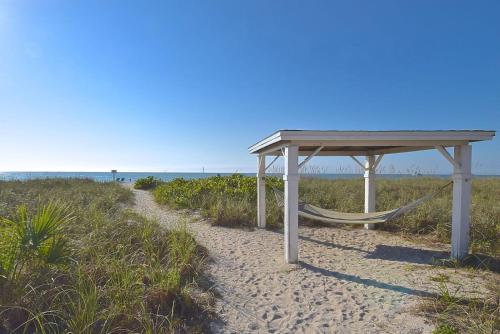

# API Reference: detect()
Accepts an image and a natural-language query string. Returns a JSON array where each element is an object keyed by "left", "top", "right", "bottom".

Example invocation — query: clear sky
[{"left": 0, "top": 0, "right": 499, "bottom": 174}]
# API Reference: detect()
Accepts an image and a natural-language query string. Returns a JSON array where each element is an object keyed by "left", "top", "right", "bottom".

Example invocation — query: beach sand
[{"left": 128, "top": 185, "right": 494, "bottom": 333}]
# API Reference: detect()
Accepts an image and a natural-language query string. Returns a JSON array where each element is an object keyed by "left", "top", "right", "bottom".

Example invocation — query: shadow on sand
[
  {"left": 299, "top": 235, "right": 370, "bottom": 254},
  {"left": 300, "top": 235, "right": 448, "bottom": 265},
  {"left": 299, "top": 261, "right": 437, "bottom": 297},
  {"left": 300, "top": 235, "right": 500, "bottom": 272},
  {"left": 365, "top": 245, "right": 448, "bottom": 264}
]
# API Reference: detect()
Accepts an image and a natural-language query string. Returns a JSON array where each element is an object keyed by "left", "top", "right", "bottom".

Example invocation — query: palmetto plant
[
  {"left": 0, "top": 202, "right": 74, "bottom": 283},
  {"left": 0, "top": 180, "right": 213, "bottom": 332}
]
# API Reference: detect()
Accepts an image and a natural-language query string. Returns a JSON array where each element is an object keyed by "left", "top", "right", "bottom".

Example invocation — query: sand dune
[{"left": 129, "top": 185, "right": 492, "bottom": 333}]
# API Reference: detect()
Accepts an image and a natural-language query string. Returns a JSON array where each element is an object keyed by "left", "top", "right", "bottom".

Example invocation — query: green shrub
[
  {"left": 433, "top": 324, "right": 458, "bottom": 334},
  {"left": 154, "top": 174, "right": 284, "bottom": 228},
  {"left": 134, "top": 176, "right": 160, "bottom": 190}
]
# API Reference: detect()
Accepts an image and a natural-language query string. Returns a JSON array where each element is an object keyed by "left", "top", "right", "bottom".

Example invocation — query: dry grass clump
[
  {"left": 418, "top": 275, "right": 499, "bottom": 333},
  {"left": 0, "top": 179, "right": 210, "bottom": 333}
]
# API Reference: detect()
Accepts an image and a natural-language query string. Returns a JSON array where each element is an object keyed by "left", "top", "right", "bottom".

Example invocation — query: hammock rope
[{"left": 272, "top": 181, "right": 452, "bottom": 225}]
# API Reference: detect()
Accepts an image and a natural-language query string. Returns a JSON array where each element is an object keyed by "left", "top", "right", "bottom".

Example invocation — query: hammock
[{"left": 273, "top": 182, "right": 452, "bottom": 225}]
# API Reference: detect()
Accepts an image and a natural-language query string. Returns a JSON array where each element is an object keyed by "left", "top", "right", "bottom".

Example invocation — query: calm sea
[{"left": 0, "top": 172, "right": 498, "bottom": 182}]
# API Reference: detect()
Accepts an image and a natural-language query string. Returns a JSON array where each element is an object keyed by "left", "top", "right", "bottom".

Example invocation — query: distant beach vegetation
[
  {"left": 145, "top": 174, "right": 500, "bottom": 257},
  {"left": 134, "top": 175, "right": 160, "bottom": 190}
]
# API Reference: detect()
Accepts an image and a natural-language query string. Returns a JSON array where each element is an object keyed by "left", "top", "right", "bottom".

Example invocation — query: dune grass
[
  {"left": 299, "top": 177, "right": 500, "bottom": 257},
  {"left": 0, "top": 179, "right": 209, "bottom": 333},
  {"left": 149, "top": 175, "right": 500, "bottom": 257},
  {"left": 419, "top": 275, "right": 499, "bottom": 333}
]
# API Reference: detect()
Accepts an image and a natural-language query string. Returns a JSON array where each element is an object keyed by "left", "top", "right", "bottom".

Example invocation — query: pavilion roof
[{"left": 249, "top": 130, "right": 495, "bottom": 156}]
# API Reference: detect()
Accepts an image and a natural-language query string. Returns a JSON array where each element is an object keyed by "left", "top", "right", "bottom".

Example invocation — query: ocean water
[
  {"left": 0, "top": 171, "right": 498, "bottom": 182},
  {"left": 0, "top": 172, "right": 248, "bottom": 182}
]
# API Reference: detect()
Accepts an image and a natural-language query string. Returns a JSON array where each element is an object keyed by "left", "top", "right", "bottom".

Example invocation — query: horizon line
[{"left": 1, "top": 170, "right": 499, "bottom": 176}]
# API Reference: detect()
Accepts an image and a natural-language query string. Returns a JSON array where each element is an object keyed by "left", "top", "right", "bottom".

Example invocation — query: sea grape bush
[
  {"left": 154, "top": 174, "right": 284, "bottom": 227},
  {"left": 134, "top": 176, "right": 159, "bottom": 190}
]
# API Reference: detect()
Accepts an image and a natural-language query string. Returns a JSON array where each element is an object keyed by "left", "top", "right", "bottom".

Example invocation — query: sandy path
[{"left": 128, "top": 185, "right": 491, "bottom": 334}]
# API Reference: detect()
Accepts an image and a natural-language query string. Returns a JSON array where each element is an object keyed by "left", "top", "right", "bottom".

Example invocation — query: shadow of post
[
  {"left": 365, "top": 245, "right": 448, "bottom": 264},
  {"left": 299, "top": 235, "right": 449, "bottom": 265},
  {"left": 299, "top": 261, "right": 437, "bottom": 297},
  {"left": 299, "top": 235, "right": 370, "bottom": 254}
]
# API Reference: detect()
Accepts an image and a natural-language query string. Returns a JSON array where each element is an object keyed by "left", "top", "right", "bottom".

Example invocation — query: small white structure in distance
[{"left": 249, "top": 130, "right": 495, "bottom": 264}]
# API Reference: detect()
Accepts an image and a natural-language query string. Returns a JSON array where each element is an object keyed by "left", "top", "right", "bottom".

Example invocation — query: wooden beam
[
  {"left": 371, "top": 146, "right": 434, "bottom": 155},
  {"left": 436, "top": 146, "right": 461, "bottom": 170},
  {"left": 350, "top": 156, "right": 365, "bottom": 169},
  {"left": 273, "top": 139, "right": 471, "bottom": 148},
  {"left": 298, "top": 146, "right": 324, "bottom": 169},
  {"left": 256, "top": 142, "right": 288, "bottom": 156},
  {"left": 374, "top": 154, "right": 384, "bottom": 169},
  {"left": 301, "top": 150, "right": 367, "bottom": 156},
  {"left": 265, "top": 155, "right": 280, "bottom": 171}
]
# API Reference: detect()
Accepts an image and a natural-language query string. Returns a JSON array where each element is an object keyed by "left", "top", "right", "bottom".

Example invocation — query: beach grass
[
  {"left": 418, "top": 276, "right": 499, "bottom": 333},
  {"left": 149, "top": 175, "right": 499, "bottom": 257},
  {"left": 0, "top": 179, "right": 209, "bottom": 333}
]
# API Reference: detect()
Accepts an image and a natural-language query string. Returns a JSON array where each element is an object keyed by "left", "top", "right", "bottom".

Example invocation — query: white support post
[
  {"left": 257, "top": 154, "right": 266, "bottom": 228},
  {"left": 451, "top": 144, "right": 472, "bottom": 260},
  {"left": 283, "top": 145, "right": 299, "bottom": 263},
  {"left": 364, "top": 155, "right": 376, "bottom": 230}
]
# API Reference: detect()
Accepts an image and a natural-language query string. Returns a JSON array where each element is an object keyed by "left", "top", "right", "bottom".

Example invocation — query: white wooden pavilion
[{"left": 249, "top": 130, "right": 495, "bottom": 264}]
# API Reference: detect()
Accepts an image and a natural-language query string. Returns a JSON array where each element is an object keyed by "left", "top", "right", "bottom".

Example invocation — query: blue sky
[{"left": 0, "top": 0, "right": 498, "bottom": 174}]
